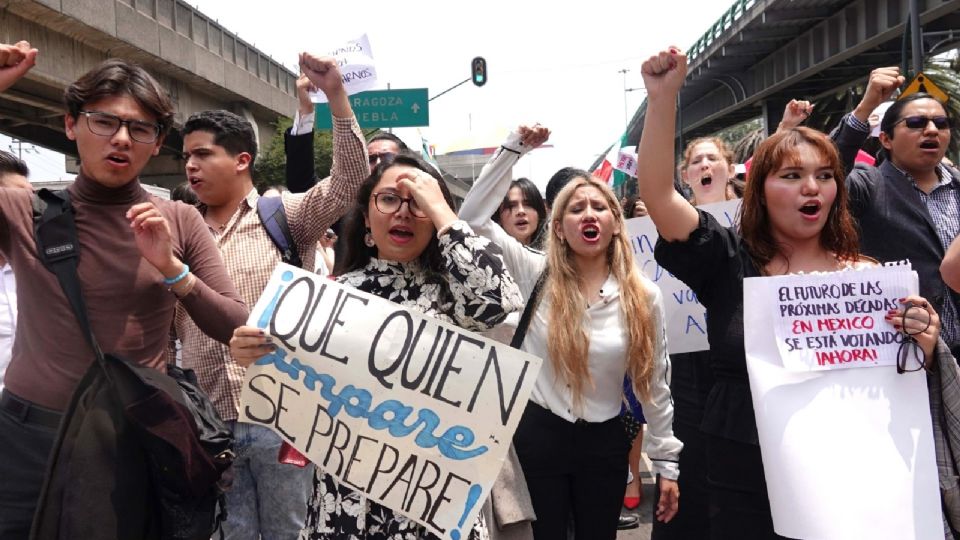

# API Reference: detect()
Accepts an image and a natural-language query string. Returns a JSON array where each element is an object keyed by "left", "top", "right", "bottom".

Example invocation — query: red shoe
[{"left": 623, "top": 496, "right": 641, "bottom": 510}]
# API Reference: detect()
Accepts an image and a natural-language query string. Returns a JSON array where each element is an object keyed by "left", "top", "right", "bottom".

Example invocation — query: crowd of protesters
[{"left": 0, "top": 35, "right": 959, "bottom": 540}]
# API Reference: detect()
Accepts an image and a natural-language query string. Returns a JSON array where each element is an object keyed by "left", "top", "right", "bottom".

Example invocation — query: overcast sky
[
  {"left": 12, "top": 1, "right": 738, "bottom": 185},
  {"left": 191, "top": 0, "right": 736, "bottom": 187}
]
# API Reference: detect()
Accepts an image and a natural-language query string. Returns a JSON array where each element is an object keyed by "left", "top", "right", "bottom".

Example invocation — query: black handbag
[{"left": 30, "top": 189, "right": 233, "bottom": 540}]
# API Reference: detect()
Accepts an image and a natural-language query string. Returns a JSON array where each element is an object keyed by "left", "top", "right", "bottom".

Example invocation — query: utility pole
[
  {"left": 618, "top": 69, "right": 630, "bottom": 128},
  {"left": 909, "top": 0, "right": 923, "bottom": 75},
  {"left": 9, "top": 138, "right": 23, "bottom": 159},
  {"left": 619, "top": 69, "right": 645, "bottom": 132}
]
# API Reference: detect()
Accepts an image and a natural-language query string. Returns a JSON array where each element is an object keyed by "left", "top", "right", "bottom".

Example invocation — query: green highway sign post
[{"left": 314, "top": 88, "right": 429, "bottom": 129}]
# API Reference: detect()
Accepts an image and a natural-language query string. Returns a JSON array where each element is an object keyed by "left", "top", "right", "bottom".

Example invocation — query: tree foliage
[{"left": 253, "top": 117, "right": 335, "bottom": 192}]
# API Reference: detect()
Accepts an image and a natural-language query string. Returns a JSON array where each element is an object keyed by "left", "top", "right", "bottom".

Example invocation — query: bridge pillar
[{"left": 762, "top": 98, "right": 788, "bottom": 136}]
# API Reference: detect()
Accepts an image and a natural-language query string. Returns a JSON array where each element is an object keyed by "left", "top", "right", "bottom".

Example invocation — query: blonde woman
[{"left": 459, "top": 126, "right": 682, "bottom": 540}]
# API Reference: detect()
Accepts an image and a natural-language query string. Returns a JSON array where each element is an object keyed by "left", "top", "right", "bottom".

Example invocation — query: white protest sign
[
  {"left": 615, "top": 148, "right": 638, "bottom": 177},
  {"left": 771, "top": 265, "right": 916, "bottom": 371},
  {"left": 744, "top": 267, "right": 940, "bottom": 540},
  {"left": 239, "top": 264, "right": 542, "bottom": 539},
  {"left": 309, "top": 34, "right": 377, "bottom": 103},
  {"left": 625, "top": 199, "right": 741, "bottom": 354}
]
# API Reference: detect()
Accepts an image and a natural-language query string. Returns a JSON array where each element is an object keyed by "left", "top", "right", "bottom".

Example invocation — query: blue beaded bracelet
[{"left": 163, "top": 264, "right": 190, "bottom": 286}]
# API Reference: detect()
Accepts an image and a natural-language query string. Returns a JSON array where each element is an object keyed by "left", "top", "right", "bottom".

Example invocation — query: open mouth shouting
[
  {"left": 919, "top": 139, "right": 941, "bottom": 152},
  {"left": 580, "top": 223, "right": 601, "bottom": 243},
  {"left": 700, "top": 175, "right": 713, "bottom": 187},
  {"left": 388, "top": 225, "right": 415, "bottom": 244},
  {"left": 798, "top": 200, "right": 822, "bottom": 221}
]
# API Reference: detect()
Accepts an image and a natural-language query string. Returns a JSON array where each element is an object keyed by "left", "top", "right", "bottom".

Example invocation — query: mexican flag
[
  {"left": 417, "top": 129, "right": 442, "bottom": 175},
  {"left": 594, "top": 132, "right": 629, "bottom": 188}
]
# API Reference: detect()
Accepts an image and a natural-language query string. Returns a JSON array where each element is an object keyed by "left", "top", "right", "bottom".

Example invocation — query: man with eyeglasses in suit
[{"left": 831, "top": 66, "right": 960, "bottom": 357}]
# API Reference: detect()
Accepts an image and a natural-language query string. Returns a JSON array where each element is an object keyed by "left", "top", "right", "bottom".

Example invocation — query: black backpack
[
  {"left": 29, "top": 189, "right": 233, "bottom": 540},
  {"left": 256, "top": 196, "right": 302, "bottom": 268}
]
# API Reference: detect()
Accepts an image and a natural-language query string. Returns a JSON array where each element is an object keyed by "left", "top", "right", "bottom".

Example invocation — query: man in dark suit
[{"left": 832, "top": 66, "right": 959, "bottom": 356}]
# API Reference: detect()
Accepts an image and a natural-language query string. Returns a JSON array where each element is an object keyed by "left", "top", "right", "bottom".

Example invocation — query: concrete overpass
[
  {"left": 0, "top": 0, "right": 297, "bottom": 186},
  {"left": 610, "top": 0, "right": 960, "bottom": 164}
]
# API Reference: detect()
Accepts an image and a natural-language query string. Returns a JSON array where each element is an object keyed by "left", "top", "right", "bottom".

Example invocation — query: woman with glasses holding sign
[
  {"left": 459, "top": 125, "right": 682, "bottom": 540},
  {"left": 231, "top": 153, "right": 523, "bottom": 539},
  {"left": 637, "top": 47, "right": 952, "bottom": 539}
]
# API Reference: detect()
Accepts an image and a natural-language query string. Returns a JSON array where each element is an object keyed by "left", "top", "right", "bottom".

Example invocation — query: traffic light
[{"left": 471, "top": 57, "right": 487, "bottom": 87}]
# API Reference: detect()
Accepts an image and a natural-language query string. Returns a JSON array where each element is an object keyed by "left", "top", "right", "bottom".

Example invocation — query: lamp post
[
  {"left": 618, "top": 69, "right": 646, "bottom": 198},
  {"left": 618, "top": 68, "right": 645, "bottom": 129}
]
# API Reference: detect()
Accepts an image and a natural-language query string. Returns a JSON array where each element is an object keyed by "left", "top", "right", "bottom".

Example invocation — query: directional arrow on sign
[{"left": 411, "top": 103, "right": 420, "bottom": 114}]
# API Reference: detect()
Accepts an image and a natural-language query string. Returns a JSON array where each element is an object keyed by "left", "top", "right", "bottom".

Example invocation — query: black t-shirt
[{"left": 655, "top": 209, "right": 762, "bottom": 445}]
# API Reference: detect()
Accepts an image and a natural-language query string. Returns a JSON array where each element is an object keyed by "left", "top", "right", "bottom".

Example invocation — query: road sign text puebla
[{"left": 314, "top": 88, "right": 429, "bottom": 129}]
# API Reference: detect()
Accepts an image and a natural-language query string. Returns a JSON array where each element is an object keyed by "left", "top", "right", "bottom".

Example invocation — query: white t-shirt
[{"left": 0, "top": 263, "right": 17, "bottom": 391}]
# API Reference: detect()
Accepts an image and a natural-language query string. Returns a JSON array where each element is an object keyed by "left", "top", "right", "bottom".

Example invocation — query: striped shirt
[
  {"left": 175, "top": 114, "right": 368, "bottom": 421},
  {"left": 893, "top": 161, "right": 960, "bottom": 346},
  {"left": 845, "top": 114, "right": 960, "bottom": 345}
]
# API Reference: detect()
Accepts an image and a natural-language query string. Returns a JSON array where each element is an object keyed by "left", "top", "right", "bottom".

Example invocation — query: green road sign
[{"left": 314, "top": 88, "right": 429, "bottom": 129}]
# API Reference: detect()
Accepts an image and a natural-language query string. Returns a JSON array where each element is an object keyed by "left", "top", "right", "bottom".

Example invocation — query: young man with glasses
[
  {"left": 176, "top": 52, "right": 367, "bottom": 540},
  {"left": 0, "top": 48, "right": 247, "bottom": 538},
  {"left": 832, "top": 66, "right": 960, "bottom": 357}
]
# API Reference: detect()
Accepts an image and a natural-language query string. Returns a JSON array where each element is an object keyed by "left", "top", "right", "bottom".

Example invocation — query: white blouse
[{"left": 458, "top": 131, "right": 682, "bottom": 479}]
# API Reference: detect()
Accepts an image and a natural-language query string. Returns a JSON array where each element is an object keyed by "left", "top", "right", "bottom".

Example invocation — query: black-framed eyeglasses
[
  {"left": 894, "top": 115, "right": 951, "bottom": 130},
  {"left": 372, "top": 192, "right": 426, "bottom": 218},
  {"left": 369, "top": 151, "right": 396, "bottom": 167},
  {"left": 79, "top": 110, "right": 161, "bottom": 144},
  {"left": 896, "top": 303, "right": 930, "bottom": 374}
]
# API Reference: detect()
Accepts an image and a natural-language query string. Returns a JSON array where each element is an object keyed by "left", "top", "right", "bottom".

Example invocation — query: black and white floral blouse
[{"left": 300, "top": 220, "right": 523, "bottom": 540}]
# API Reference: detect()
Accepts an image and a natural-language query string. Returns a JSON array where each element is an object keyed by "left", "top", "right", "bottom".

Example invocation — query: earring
[{"left": 364, "top": 229, "right": 376, "bottom": 248}]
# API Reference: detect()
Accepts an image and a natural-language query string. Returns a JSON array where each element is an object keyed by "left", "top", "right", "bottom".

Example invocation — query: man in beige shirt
[{"left": 175, "top": 52, "right": 367, "bottom": 540}]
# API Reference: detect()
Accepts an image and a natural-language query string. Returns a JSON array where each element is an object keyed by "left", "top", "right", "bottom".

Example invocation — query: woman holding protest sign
[
  {"left": 459, "top": 124, "right": 682, "bottom": 540},
  {"left": 231, "top": 153, "right": 523, "bottom": 539},
  {"left": 638, "top": 46, "right": 951, "bottom": 539}
]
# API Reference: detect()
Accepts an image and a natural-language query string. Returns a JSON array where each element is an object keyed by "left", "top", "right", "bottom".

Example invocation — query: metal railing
[
  {"left": 117, "top": 0, "right": 297, "bottom": 95},
  {"left": 686, "top": 0, "right": 756, "bottom": 62}
]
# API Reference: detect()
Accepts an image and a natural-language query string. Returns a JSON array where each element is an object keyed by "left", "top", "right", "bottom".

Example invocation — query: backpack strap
[
  {"left": 510, "top": 269, "right": 548, "bottom": 349},
  {"left": 32, "top": 189, "right": 108, "bottom": 368},
  {"left": 256, "top": 196, "right": 302, "bottom": 268}
]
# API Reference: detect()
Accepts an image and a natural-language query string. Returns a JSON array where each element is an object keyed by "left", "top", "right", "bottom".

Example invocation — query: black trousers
[
  {"left": 652, "top": 351, "right": 711, "bottom": 540},
  {"left": 513, "top": 402, "right": 627, "bottom": 540},
  {"left": 0, "top": 391, "right": 59, "bottom": 540},
  {"left": 705, "top": 435, "right": 793, "bottom": 540}
]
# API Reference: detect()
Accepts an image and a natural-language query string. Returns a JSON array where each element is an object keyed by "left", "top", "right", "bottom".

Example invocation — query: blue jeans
[{"left": 223, "top": 422, "right": 314, "bottom": 540}]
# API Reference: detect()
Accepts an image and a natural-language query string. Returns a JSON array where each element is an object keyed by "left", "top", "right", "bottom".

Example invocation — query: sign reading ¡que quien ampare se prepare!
[{"left": 239, "top": 265, "right": 542, "bottom": 539}]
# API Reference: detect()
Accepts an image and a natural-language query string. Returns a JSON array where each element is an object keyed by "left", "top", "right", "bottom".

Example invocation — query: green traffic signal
[{"left": 472, "top": 57, "right": 487, "bottom": 87}]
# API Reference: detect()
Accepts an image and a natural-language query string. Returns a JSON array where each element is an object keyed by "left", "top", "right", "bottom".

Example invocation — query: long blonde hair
[{"left": 545, "top": 176, "right": 657, "bottom": 408}]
